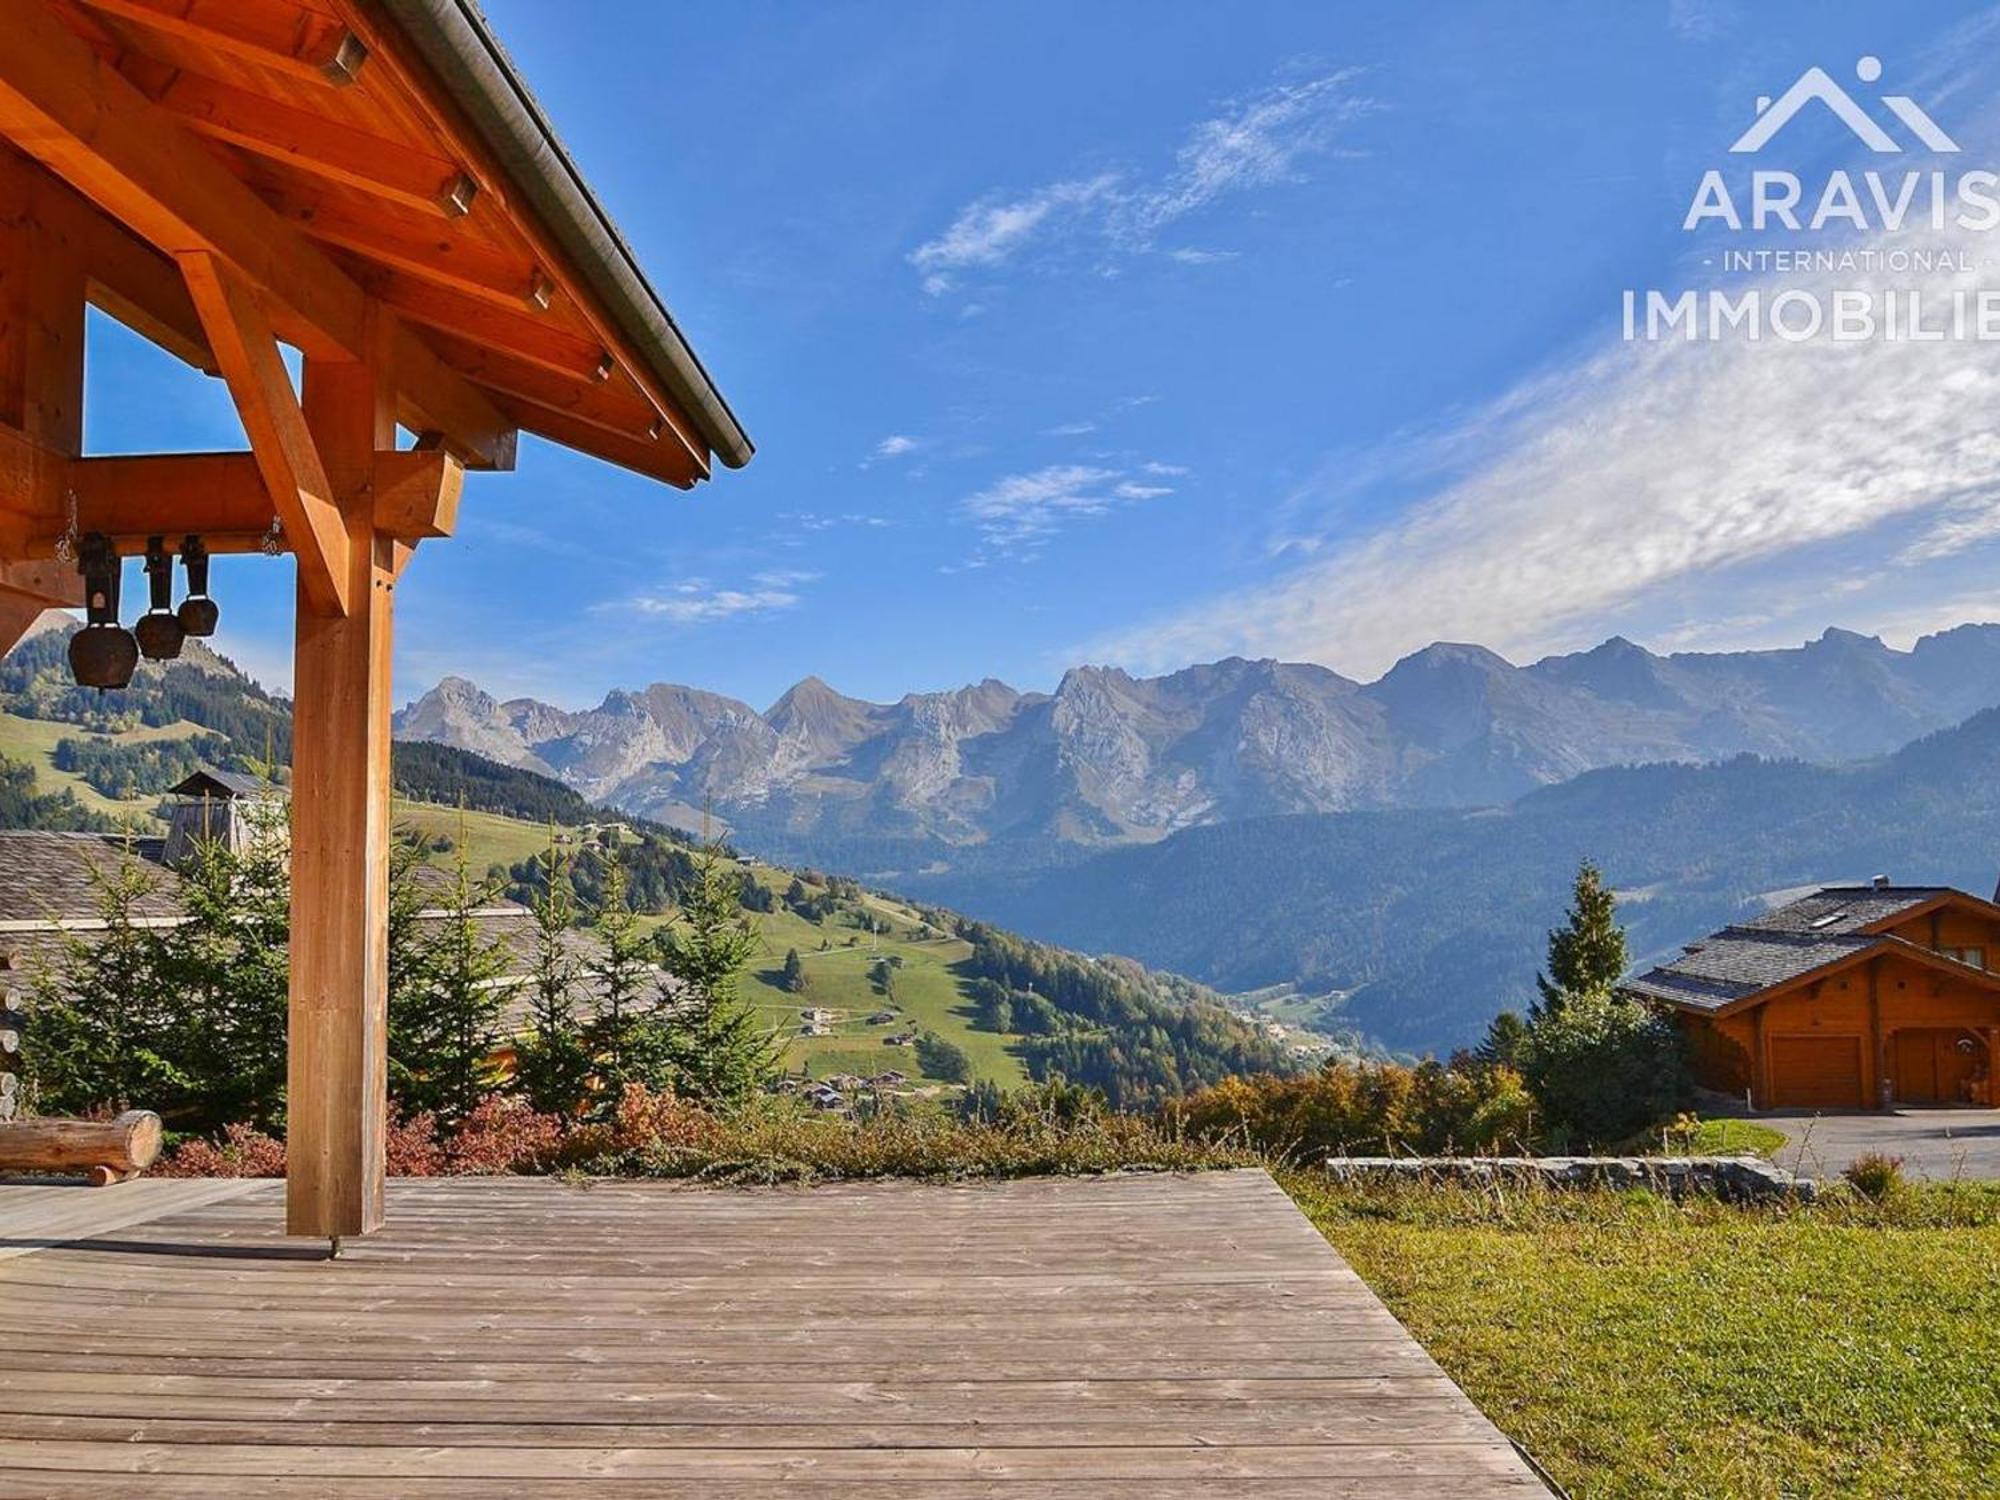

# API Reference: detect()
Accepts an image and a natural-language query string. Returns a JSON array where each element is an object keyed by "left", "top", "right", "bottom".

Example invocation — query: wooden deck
[{"left": 0, "top": 1170, "right": 1547, "bottom": 1497}]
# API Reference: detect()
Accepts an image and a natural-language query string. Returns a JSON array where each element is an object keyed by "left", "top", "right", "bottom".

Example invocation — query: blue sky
[{"left": 80, "top": 0, "right": 2000, "bottom": 709}]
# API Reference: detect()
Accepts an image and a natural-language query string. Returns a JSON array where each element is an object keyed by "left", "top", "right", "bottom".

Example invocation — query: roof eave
[
  {"left": 372, "top": 0, "right": 753, "bottom": 472},
  {"left": 1637, "top": 934, "right": 2000, "bottom": 1020}
]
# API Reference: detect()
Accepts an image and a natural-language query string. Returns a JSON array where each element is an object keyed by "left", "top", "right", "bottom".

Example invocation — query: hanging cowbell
[
  {"left": 134, "top": 536, "right": 186, "bottom": 661},
  {"left": 176, "top": 534, "right": 218, "bottom": 637},
  {"left": 68, "top": 533, "right": 139, "bottom": 690}
]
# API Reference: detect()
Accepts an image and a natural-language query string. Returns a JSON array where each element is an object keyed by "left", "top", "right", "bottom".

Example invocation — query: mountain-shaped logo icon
[{"left": 1730, "top": 57, "right": 1959, "bottom": 155}]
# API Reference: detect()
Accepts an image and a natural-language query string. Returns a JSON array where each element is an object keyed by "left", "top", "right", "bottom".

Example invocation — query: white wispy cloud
[
  {"left": 911, "top": 175, "right": 1118, "bottom": 295},
  {"left": 1088, "top": 210, "right": 2000, "bottom": 676},
  {"left": 960, "top": 463, "right": 1175, "bottom": 558},
  {"left": 910, "top": 70, "right": 1373, "bottom": 294},
  {"left": 604, "top": 570, "right": 818, "bottom": 625},
  {"left": 779, "top": 510, "right": 891, "bottom": 532},
  {"left": 873, "top": 434, "right": 922, "bottom": 460}
]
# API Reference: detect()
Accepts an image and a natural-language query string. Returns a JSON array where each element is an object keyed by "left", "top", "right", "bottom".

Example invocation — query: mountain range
[
  {"left": 922, "top": 706, "right": 2000, "bottom": 1051},
  {"left": 395, "top": 624, "right": 2000, "bottom": 874}
]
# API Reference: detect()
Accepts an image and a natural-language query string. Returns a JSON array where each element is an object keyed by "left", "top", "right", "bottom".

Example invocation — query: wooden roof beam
[
  {"left": 0, "top": 2, "right": 514, "bottom": 470},
  {"left": 179, "top": 251, "right": 349, "bottom": 615},
  {"left": 243, "top": 170, "right": 541, "bottom": 310},
  {"left": 373, "top": 443, "right": 461, "bottom": 541},
  {"left": 495, "top": 395, "right": 705, "bottom": 489},
  {"left": 76, "top": 0, "right": 369, "bottom": 87},
  {"left": 153, "top": 72, "right": 478, "bottom": 219},
  {"left": 417, "top": 328, "right": 668, "bottom": 442}
]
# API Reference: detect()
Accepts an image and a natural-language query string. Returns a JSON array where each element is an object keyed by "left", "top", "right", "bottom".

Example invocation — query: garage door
[{"left": 1769, "top": 1035, "right": 1865, "bottom": 1109}]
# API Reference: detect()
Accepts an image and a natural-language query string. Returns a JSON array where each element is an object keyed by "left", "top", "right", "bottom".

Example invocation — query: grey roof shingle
[
  {"left": 1620, "top": 884, "right": 1970, "bottom": 1015},
  {"left": 1732, "top": 886, "right": 1947, "bottom": 937},
  {"left": 0, "top": 833, "right": 178, "bottom": 925}
]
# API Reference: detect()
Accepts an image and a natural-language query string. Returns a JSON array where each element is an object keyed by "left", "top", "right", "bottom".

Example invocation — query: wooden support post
[{"left": 286, "top": 346, "right": 395, "bottom": 1240}]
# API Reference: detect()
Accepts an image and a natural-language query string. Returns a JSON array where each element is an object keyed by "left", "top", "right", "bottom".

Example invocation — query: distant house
[
  {"left": 883, "top": 1032, "right": 915, "bottom": 1047},
  {"left": 1620, "top": 880, "right": 2000, "bottom": 1110},
  {"left": 869, "top": 1070, "right": 908, "bottom": 1087}
]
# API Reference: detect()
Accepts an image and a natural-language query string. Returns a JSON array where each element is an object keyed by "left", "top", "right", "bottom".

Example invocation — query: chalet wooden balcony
[{"left": 0, "top": 1170, "right": 1549, "bottom": 1497}]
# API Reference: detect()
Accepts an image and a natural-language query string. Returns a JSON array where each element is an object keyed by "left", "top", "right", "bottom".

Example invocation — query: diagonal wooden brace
[{"left": 178, "top": 251, "right": 351, "bottom": 616}]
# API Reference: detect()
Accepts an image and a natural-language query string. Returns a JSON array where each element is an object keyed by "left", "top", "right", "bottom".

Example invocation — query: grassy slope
[
  {"left": 1286, "top": 1174, "right": 2000, "bottom": 1499},
  {"left": 402, "top": 802, "right": 1028, "bottom": 1090},
  {"left": 0, "top": 710, "right": 211, "bottom": 821},
  {"left": 0, "top": 709, "right": 1030, "bottom": 1092}
]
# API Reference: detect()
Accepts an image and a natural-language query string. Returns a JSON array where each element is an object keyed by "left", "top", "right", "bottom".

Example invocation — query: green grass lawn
[
  {"left": 1286, "top": 1173, "right": 2000, "bottom": 1498},
  {"left": 1681, "top": 1117, "right": 1789, "bottom": 1157}
]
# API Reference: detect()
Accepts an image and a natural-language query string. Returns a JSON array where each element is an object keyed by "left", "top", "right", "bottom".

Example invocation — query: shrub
[
  {"left": 154, "top": 1121, "right": 287, "bottom": 1178},
  {"left": 1522, "top": 990, "right": 1689, "bottom": 1147},
  {"left": 1844, "top": 1151, "right": 1906, "bottom": 1202},
  {"left": 1166, "top": 1058, "right": 1536, "bottom": 1161},
  {"left": 151, "top": 1087, "right": 1252, "bottom": 1185}
]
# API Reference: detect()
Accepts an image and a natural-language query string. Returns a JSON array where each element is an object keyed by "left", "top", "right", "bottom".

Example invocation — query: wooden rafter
[
  {"left": 495, "top": 394, "right": 704, "bottom": 490},
  {"left": 0, "top": 1, "right": 514, "bottom": 468},
  {"left": 322, "top": 3, "right": 715, "bottom": 478},
  {"left": 418, "top": 327, "right": 666, "bottom": 442},
  {"left": 76, "top": 0, "right": 369, "bottom": 87},
  {"left": 244, "top": 169, "right": 540, "bottom": 310},
  {"left": 179, "top": 251, "right": 349, "bottom": 615},
  {"left": 151, "top": 71, "right": 477, "bottom": 219}
]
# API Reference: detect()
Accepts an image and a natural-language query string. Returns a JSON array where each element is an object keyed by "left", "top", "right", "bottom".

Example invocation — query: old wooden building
[{"left": 1622, "top": 881, "right": 2000, "bottom": 1110}]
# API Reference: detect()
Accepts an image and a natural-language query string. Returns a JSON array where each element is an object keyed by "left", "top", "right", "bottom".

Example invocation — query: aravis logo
[
  {"left": 1730, "top": 56, "right": 1959, "bottom": 156},
  {"left": 1622, "top": 52, "right": 2000, "bottom": 344}
]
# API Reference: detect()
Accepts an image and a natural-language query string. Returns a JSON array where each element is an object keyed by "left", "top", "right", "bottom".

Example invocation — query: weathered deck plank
[{"left": 0, "top": 1170, "right": 1546, "bottom": 1497}]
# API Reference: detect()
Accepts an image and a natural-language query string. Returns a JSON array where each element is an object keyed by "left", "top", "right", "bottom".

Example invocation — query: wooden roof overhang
[
  {"left": 0, "top": 1, "right": 748, "bottom": 1241},
  {"left": 1676, "top": 936, "right": 2000, "bottom": 1021},
  {"left": 0, "top": 0, "right": 749, "bottom": 623}
]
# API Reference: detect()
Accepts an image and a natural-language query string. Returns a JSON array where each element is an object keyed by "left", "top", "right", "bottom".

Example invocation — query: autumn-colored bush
[
  {"left": 153, "top": 1086, "right": 1251, "bottom": 1184},
  {"left": 1165, "top": 1058, "right": 1537, "bottom": 1161},
  {"left": 154, "top": 1120, "right": 288, "bottom": 1178}
]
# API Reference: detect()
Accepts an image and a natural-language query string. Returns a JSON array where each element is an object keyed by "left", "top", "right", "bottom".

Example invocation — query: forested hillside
[
  {"left": 0, "top": 622, "right": 1293, "bottom": 1102},
  {"left": 924, "top": 711, "right": 2000, "bottom": 1052}
]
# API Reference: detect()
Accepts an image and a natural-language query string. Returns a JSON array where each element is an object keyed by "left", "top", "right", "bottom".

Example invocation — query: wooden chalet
[
  {"left": 1622, "top": 880, "right": 2000, "bottom": 1110},
  {"left": 0, "top": 0, "right": 749, "bottom": 1238}
]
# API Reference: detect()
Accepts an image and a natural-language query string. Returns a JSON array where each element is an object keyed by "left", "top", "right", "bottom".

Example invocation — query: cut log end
[{"left": 0, "top": 1108, "right": 164, "bottom": 1182}]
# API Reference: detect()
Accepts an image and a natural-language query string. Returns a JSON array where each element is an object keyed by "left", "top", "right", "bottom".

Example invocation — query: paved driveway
[{"left": 1751, "top": 1109, "right": 2000, "bottom": 1180}]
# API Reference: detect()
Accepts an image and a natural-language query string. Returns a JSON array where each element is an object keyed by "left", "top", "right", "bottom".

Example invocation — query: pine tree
[
  {"left": 513, "top": 829, "right": 593, "bottom": 1116},
  {"left": 388, "top": 825, "right": 510, "bottom": 1127},
  {"left": 156, "top": 800, "right": 289, "bottom": 1128},
  {"left": 582, "top": 842, "right": 671, "bottom": 1109},
  {"left": 780, "top": 947, "right": 807, "bottom": 994},
  {"left": 23, "top": 844, "right": 172, "bottom": 1116},
  {"left": 1476, "top": 1009, "right": 1531, "bottom": 1071},
  {"left": 656, "top": 840, "right": 777, "bottom": 1108},
  {"left": 1533, "top": 860, "right": 1628, "bottom": 1020}
]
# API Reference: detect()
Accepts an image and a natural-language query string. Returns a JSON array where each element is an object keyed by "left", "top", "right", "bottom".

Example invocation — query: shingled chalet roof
[
  {"left": 1620, "top": 884, "right": 2000, "bottom": 1015},
  {"left": 0, "top": 832, "right": 178, "bottom": 925},
  {"left": 0, "top": 830, "right": 609, "bottom": 1028}
]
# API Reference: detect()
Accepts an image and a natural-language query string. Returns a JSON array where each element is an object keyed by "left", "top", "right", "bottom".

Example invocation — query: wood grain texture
[
  {"left": 285, "top": 350, "right": 395, "bottom": 1238},
  {"left": 0, "top": 1171, "right": 1547, "bottom": 1496}
]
